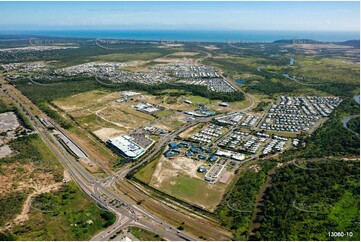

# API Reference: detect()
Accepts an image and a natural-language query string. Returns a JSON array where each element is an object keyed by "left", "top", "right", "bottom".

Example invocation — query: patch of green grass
[
  {"left": 186, "top": 95, "right": 211, "bottom": 104},
  {"left": 0, "top": 99, "right": 11, "bottom": 113},
  {"left": 160, "top": 174, "right": 225, "bottom": 211},
  {"left": 290, "top": 56, "right": 360, "bottom": 86},
  {"left": 149, "top": 135, "right": 160, "bottom": 141},
  {"left": 170, "top": 120, "right": 183, "bottom": 128},
  {"left": 134, "top": 157, "right": 159, "bottom": 184},
  {"left": 227, "top": 99, "right": 251, "bottom": 111},
  {"left": 159, "top": 89, "right": 189, "bottom": 95},
  {"left": 54, "top": 89, "right": 112, "bottom": 110},
  {"left": 1, "top": 134, "right": 62, "bottom": 179},
  {"left": 90, "top": 52, "right": 164, "bottom": 62},
  {"left": 12, "top": 182, "right": 116, "bottom": 241},
  {"left": 76, "top": 113, "right": 119, "bottom": 131},
  {"left": 154, "top": 109, "right": 173, "bottom": 118},
  {"left": 29, "top": 135, "right": 60, "bottom": 166},
  {"left": 129, "top": 227, "right": 164, "bottom": 241},
  {"left": 0, "top": 192, "right": 27, "bottom": 226}
]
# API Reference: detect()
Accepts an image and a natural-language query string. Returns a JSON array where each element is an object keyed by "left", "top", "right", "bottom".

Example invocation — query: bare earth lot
[
  {"left": 53, "top": 90, "right": 157, "bottom": 141},
  {"left": 149, "top": 153, "right": 229, "bottom": 212}
]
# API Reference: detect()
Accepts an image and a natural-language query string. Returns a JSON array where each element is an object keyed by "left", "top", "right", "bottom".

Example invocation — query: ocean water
[{"left": 0, "top": 29, "right": 359, "bottom": 42}]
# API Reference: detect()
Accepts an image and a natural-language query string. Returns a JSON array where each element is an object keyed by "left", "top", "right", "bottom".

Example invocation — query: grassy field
[
  {"left": 0, "top": 98, "right": 12, "bottom": 113},
  {"left": 53, "top": 89, "right": 115, "bottom": 112},
  {"left": 74, "top": 113, "right": 118, "bottom": 131},
  {"left": 89, "top": 52, "right": 167, "bottom": 62},
  {"left": 289, "top": 56, "right": 360, "bottom": 85},
  {"left": 129, "top": 227, "right": 164, "bottom": 241},
  {"left": 0, "top": 135, "right": 108, "bottom": 240},
  {"left": 184, "top": 94, "right": 252, "bottom": 113},
  {"left": 157, "top": 174, "right": 226, "bottom": 211},
  {"left": 134, "top": 156, "right": 159, "bottom": 184},
  {"left": 54, "top": 89, "right": 156, "bottom": 141},
  {"left": 264, "top": 130, "right": 298, "bottom": 138},
  {"left": 30, "top": 135, "right": 62, "bottom": 169},
  {"left": 186, "top": 95, "right": 212, "bottom": 104},
  {"left": 0, "top": 134, "right": 63, "bottom": 184},
  {"left": 0, "top": 192, "right": 26, "bottom": 227},
  {"left": 154, "top": 109, "right": 174, "bottom": 118},
  {"left": 11, "top": 182, "right": 115, "bottom": 241}
]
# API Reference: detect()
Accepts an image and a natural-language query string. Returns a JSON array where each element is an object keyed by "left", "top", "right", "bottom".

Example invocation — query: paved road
[
  {"left": 2, "top": 68, "right": 255, "bottom": 241},
  {"left": 342, "top": 114, "right": 360, "bottom": 137},
  {"left": 0, "top": 78, "right": 197, "bottom": 241},
  {"left": 219, "top": 72, "right": 256, "bottom": 112}
]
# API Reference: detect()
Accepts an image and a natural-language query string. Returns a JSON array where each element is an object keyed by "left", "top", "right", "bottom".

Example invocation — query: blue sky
[{"left": 0, "top": 1, "right": 359, "bottom": 31}]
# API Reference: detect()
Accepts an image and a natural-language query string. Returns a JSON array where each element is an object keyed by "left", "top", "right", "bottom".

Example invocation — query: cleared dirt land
[
  {"left": 53, "top": 90, "right": 250, "bottom": 141},
  {"left": 148, "top": 154, "right": 228, "bottom": 212},
  {"left": 53, "top": 90, "right": 156, "bottom": 141}
]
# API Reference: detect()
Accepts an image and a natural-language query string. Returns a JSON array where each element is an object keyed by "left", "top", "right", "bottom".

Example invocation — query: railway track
[{"left": 113, "top": 179, "right": 234, "bottom": 241}]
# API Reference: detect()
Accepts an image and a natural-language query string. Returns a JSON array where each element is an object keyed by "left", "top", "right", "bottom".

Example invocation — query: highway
[
  {"left": 115, "top": 115, "right": 216, "bottom": 178},
  {"left": 1, "top": 70, "right": 246, "bottom": 240},
  {"left": 57, "top": 110, "right": 233, "bottom": 240},
  {"left": 0, "top": 77, "right": 198, "bottom": 241},
  {"left": 103, "top": 114, "right": 234, "bottom": 240}
]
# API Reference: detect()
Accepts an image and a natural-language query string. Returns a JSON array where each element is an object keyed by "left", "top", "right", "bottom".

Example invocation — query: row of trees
[{"left": 100, "top": 81, "right": 245, "bottom": 102}]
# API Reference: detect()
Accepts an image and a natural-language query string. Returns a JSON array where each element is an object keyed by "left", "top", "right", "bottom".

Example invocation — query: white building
[{"left": 107, "top": 135, "right": 144, "bottom": 159}]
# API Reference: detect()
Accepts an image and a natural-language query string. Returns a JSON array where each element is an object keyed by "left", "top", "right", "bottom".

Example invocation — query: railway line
[
  {"left": 0, "top": 76, "right": 197, "bottom": 241},
  {"left": 1, "top": 66, "right": 260, "bottom": 240},
  {"left": 113, "top": 178, "right": 234, "bottom": 241}
]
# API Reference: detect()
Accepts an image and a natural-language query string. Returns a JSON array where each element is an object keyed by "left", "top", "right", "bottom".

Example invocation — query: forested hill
[{"left": 336, "top": 40, "right": 360, "bottom": 48}]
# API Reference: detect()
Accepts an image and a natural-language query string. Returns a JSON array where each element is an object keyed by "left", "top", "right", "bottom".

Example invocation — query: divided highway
[{"left": 0, "top": 77, "right": 197, "bottom": 241}]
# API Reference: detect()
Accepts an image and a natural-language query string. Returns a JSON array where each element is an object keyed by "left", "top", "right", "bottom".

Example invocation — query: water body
[
  {"left": 236, "top": 80, "right": 246, "bottom": 85},
  {"left": 0, "top": 30, "right": 359, "bottom": 42},
  {"left": 354, "top": 95, "right": 360, "bottom": 104}
]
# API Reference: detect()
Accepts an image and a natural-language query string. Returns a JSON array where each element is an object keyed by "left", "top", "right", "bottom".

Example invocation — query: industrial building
[{"left": 107, "top": 135, "right": 145, "bottom": 159}]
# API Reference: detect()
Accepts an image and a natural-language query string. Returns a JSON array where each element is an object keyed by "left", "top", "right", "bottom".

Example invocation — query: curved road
[
  {"left": 342, "top": 114, "right": 360, "bottom": 137},
  {"left": 0, "top": 77, "right": 197, "bottom": 241}
]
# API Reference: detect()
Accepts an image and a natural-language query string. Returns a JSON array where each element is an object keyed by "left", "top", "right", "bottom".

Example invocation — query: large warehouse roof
[{"left": 107, "top": 135, "right": 144, "bottom": 158}]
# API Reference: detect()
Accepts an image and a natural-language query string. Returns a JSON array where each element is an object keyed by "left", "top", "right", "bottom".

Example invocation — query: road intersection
[{"left": 1, "top": 72, "right": 250, "bottom": 240}]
